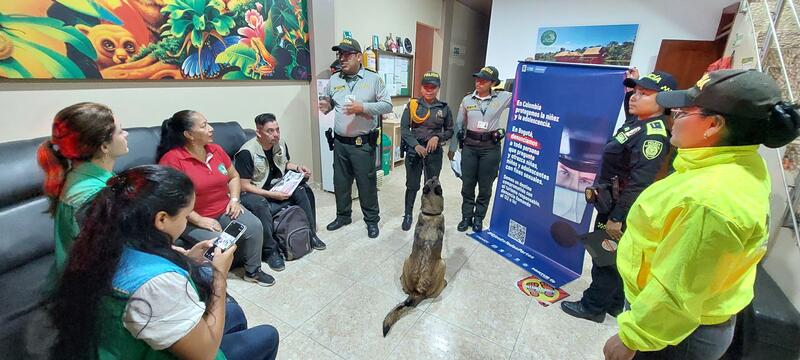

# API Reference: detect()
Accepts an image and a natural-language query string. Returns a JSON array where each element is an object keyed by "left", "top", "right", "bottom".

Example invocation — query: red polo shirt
[{"left": 159, "top": 144, "right": 232, "bottom": 218}]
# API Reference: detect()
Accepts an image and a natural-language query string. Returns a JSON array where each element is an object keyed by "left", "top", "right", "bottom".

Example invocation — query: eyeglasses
[
  {"left": 631, "top": 90, "right": 657, "bottom": 98},
  {"left": 671, "top": 109, "right": 705, "bottom": 120},
  {"left": 337, "top": 52, "right": 358, "bottom": 59}
]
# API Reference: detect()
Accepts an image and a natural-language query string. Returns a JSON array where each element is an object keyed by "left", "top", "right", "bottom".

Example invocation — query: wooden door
[
  {"left": 413, "top": 22, "right": 435, "bottom": 98},
  {"left": 655, "top": 40, "right": 723, "bottom": 90}
]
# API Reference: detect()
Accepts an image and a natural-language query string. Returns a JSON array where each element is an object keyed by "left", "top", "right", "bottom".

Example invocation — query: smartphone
[{"left": 203, "top": 221, "right": 247, "bottom": 261}]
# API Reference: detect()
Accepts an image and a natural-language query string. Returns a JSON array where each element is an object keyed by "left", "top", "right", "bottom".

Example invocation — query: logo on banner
[
  {"left": 540, "top": 30, "right": 557, "bottom": 45},
  {"left": 643, "top": 140, "right": 664, "bottom": 160}
]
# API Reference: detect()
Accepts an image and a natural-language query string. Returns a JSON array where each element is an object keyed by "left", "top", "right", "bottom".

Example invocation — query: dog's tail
[{"left": 382, "top": 294, "right": 423, "bottom": 337}]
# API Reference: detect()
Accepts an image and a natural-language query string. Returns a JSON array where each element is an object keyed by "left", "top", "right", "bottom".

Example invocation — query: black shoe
[
  {"left": 472, "top": 218, "right": 483, "bottom": 232},
  {"left": 457, "top": 217, "right": 472, "bottom": 232},
  {"left": 401, "top": 214, "right": 413, "bottom": 231},
  {"left": 266, "top": 252, "right": 285, "bottom": 272},
  {"left": 311, "top": 234, "right": 327, "bottom": 250},
  {"left": 244, "top": 269, "right": 275, "bottom": 287},
  {"left": 607, "top": 307, "right": 623, "bottom": 318},
  {"left": 367, "top": 223, "right": 379, "bottom": 238},
  {"left": 560, "top": 300, "right": 605, "bottom": 323},
  {"left": 326, "top": 218, "right": 351, "bottom": 231}
]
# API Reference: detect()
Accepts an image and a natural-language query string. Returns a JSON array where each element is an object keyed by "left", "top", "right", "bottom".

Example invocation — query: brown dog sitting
[{"left": 383, "top": 177, "right": 447, "bottom": 336}]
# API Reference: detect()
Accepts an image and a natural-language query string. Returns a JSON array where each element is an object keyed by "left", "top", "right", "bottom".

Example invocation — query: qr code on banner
[{"left": 508, "top": 219, "right": 526, "bottom": 245}]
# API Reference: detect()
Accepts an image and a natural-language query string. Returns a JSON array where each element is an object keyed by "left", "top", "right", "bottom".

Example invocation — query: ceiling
[{"left": 457, "top": 0, "right": 493, "bottom": 16}]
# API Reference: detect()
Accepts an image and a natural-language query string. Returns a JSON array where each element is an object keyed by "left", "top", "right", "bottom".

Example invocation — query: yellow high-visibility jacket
[{"left": 617, "top": 145, "right": 770, "bottom": 351}]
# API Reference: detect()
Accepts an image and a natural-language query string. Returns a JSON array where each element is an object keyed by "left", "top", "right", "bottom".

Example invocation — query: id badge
[{"left": 477, "top": 121, "right": 489, "bottom": 130}]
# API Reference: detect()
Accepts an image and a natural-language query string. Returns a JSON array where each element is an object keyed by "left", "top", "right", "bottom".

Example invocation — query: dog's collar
[{"left": 421, "top": 210, "right": 442, "bottom": 216}]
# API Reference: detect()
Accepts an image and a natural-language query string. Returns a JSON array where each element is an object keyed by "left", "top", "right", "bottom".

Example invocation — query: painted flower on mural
[{"left": 238, "top": 3, "right": 264, "bottom": 47}]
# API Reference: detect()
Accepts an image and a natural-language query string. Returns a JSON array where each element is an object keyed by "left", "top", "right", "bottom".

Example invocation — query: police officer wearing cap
[
  {"left": 448, "top": 66, "right": 513, "bottom": 232},
  {"left": 319, "top": 38, "right": 392, "bottom": 238},
  {"left": 400, "top": 71, "right": 454, "bottom": 231},
  {"left": 561, "top": 71, "right": 676, "bottom": 323},
  {"left": 603, "top": 70, "right": 800, "bottom": 360}
]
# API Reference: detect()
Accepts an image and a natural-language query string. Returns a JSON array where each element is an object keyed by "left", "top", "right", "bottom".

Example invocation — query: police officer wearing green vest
[
  {"left": 319, "top": 38, "right": 393, "bottom": 238},
  {"left": 448, "top": 66, "right": 513, "bottom": 232},
  {"left": 400, "top": 71, "right": 454, "bottom": 231}
]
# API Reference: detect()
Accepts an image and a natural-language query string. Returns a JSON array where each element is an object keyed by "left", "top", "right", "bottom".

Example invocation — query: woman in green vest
[
  {"left": 49, "top": 165, "right": 279, "bottom": 359},
  {"left": 36, "top": 102, "right": 129, "bottom": 279}
]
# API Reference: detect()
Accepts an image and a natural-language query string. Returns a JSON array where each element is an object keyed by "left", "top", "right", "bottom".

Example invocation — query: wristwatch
[{"left": 230, "top": 197, "right": 239, "bottom": 202}]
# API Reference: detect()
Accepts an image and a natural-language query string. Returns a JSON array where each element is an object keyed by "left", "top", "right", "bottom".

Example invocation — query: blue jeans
[
  {"left": 220, "top": 302, "right": 279, "bottom": 360},
  {"left": 632, "top": 316, "right": 736, "bottom": 360}
]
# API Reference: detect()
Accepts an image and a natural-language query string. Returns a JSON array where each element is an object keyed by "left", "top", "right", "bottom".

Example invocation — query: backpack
[{"left": 272, "top": 205, "right": 312, "bottom": 260}]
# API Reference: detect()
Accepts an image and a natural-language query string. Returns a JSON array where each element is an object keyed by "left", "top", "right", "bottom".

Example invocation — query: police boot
[
  {"left": 402, "top": 190, "right": 416, "bottom": 231},
  {"left": 457, "top": 217, "right": 472, "bottom": 232}
]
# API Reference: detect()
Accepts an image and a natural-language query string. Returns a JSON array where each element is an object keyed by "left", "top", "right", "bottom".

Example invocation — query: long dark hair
[
  {"left": 156, "top": 110, "right": 197, "bottom": 161},
  {"left": 708, "top": 102, "right": 800, "bottom": 148},
  {"left": 36, "top": 103, "right": 116, "bottom": 214},
  {"left": 49, "top": 165, "right": 215, "bottom": 359}
]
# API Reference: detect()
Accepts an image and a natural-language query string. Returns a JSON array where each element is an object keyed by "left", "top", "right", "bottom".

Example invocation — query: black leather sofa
[{"left": 0, "top": 122, "right": 254, "bottom": 356}]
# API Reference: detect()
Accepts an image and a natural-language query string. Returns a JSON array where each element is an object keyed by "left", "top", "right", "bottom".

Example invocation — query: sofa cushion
[{"left": 0, "top": 138, "right": 46, "bottom": 208}]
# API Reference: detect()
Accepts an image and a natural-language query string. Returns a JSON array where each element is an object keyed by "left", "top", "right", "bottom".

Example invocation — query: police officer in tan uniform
[
  {"left": 319, "top": 38, "right": 393, "bottom": 238},
  {"left": 448, "top": 66, "right": 512, "bottom": 232}
]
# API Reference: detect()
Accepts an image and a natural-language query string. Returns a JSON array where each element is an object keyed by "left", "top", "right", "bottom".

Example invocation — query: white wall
[
  {"left": 444, "top": 1, "right": 490, "bottom": 110},
  {"left": 0, "top": 82, "right": 313, "bottom": 172},
  {"left": 486, "top": 0, "right": 737, "bottom": 77},
  {"left": 333, "top": 0, "right": 443, "bottom": 54}
]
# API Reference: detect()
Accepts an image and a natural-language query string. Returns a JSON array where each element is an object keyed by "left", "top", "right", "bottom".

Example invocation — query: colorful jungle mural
[{"left": 0, "top": 0, "right": 310, "bottom": 80}]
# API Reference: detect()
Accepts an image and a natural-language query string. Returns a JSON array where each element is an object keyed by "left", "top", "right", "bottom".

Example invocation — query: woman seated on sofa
[
  {"left": 49, "top": 165, "right": 279, "bottom": 360},
  {"left": 157, "top": 110, "right": 274, "bottom": 286},
  {"left": 36, "top": 102, "right": 129, "bottom": 279}
]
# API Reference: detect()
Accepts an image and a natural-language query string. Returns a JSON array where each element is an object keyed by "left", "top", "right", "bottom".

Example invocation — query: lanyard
[
  {"left": 346, "top": 75, "right": 360, "bottom": 93},
  {"left": 479, "top": 99, "right": 490, "bottom": 116}
]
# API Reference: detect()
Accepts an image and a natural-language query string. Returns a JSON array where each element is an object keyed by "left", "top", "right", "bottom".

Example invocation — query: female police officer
[
  {"left": 561, "top": 71, "right": 676, "bottom": 323},
  {"left": 400, "top": 71, "right": 454, "bottom": 231},
  {"left": 448, "top": 66, "right": 512, "bottom": 232}
]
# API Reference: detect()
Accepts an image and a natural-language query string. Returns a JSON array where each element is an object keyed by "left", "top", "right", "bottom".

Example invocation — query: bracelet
[{"left": 230, "top": 197, "right": 239, "bottom": 202}]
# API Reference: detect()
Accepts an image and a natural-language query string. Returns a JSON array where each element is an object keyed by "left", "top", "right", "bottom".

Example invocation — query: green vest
[{"left": 236, "top": 137, "right": 288, "bottom": 189}]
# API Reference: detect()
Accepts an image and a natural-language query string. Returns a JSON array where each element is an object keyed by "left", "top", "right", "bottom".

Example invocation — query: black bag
[{"left": 272, "top": 205, "right": 312, "bottom": 260}]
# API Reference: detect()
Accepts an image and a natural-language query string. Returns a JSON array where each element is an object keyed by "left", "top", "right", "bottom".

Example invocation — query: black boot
[
  {"left": 457, "top": 217, "right": 472, "bottom": 232},
  {"left": 472, "top": 217, "right": 483, "bottom": 232},
  {"left": 310, "top": 233, "right": 326, "bottom": 250},
  {"left": 560, "top": 300, "right": 605, "bottom": 323},
  {"left": 326, "top": 218, "right": 351, "bottom": 231},
  {"left": 401, "top": 214, "right": 413, "bottom": 231}
]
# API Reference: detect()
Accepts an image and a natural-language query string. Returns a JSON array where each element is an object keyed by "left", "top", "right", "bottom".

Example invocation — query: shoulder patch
[
  {"left": 642, "top": 140, "right": 664, "bottom": 160},
  {"left": 615, "top": 132, "right": 629, "bottom": 144},
  {"left": 646, "top": 120, "right": 668, "bottom": 137}
]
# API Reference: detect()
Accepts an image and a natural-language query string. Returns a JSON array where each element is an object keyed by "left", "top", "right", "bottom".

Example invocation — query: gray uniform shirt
[
  {"left": 450, "top": 90, "right": 513, "bottom": 152},
  {"left": 325, "top": 66, "right": 393, "bottom": 137}
]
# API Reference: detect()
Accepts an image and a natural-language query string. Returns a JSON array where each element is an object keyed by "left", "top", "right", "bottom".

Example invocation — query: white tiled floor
[{"left": 226, "top": 164, "right": 618, "bottom": 360}]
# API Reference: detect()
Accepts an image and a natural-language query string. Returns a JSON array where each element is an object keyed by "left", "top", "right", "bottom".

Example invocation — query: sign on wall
[{"left": 534, "top": 24, "right": 639, "bottom": 67}]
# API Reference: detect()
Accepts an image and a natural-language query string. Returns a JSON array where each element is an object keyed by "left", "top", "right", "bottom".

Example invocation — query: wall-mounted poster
[
  {"left": 0, "top": 0, "right": 310, "bottom": 80},
  {"left": 534, "top": 24, "right": 638, "bottom": 66}
]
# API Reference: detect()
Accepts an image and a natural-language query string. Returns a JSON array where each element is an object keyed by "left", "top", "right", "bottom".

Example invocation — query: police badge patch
[
  {"left": 437, "top": 109, "right": 444, "bottom": 119},
  {"left": 643, "top": 140, "right": 663, "bottom": 160}
]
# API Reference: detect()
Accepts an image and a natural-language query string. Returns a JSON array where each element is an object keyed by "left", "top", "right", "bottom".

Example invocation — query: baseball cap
[
  {"left": 473, "top": 66, "right": 500, "bottom": 85},
  {"left": 624, "top": 71, "right": 677, "bottom": 92},
  {"left": 332, "top": 38, "right": 362, "bottom": 53},
  {"left": 656, "top": 69, "right": 781, "bottom": 119},
  {"left": 421, "top": 71, "right": 441, "bottom": 87}
]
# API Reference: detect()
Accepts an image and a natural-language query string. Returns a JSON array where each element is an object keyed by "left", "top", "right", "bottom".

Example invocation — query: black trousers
[
  {"left": 404, "top": 146, "right": 443, "bottom": 215},
  {"left": 333, "top": 138, "right": 380, "bottom": 224},
  {"left": 240, "top": 192, "right": 279, "bottom": 256},
  {"left": 580, "top": 212, "right": 625, "bottom": 314},
  {"left": 460, "top": 144, "right": 501, "bottom": 220}
]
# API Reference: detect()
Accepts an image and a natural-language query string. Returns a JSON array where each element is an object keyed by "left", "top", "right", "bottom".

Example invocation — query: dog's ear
[
  {"left": 423, "top": 184, "right": 431, "bottom": 194},
  {"left": 434, "top": 185, "right": 442, "bottom": 196}
]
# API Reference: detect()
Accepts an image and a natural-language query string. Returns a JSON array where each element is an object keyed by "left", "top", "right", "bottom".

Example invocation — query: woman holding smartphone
[
  {"left": 158, "top": 110, "right": 274, "bottom": 287},
  {"left": 49, "top": 165, "right": 279, "bottom": 360}
]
